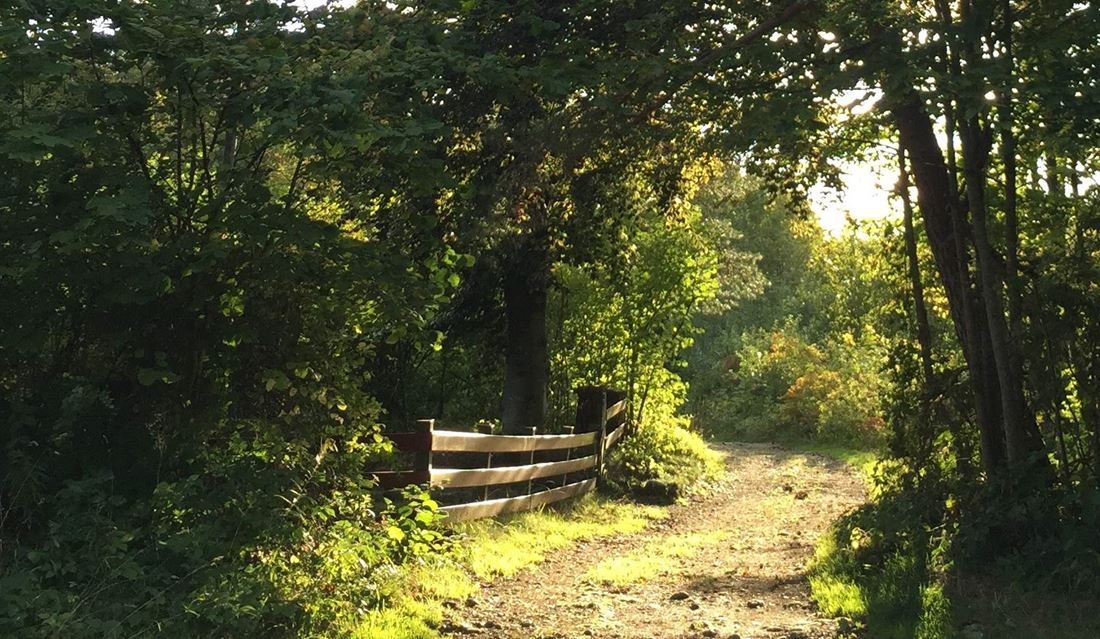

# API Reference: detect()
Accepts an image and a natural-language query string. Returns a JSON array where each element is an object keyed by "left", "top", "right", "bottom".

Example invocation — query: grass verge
[
  {"left": 803, "top": 446, "right": 1100, "bottom": 639},
  {"left": 353, "top": 493, "right": 668, "bottom": 638}
]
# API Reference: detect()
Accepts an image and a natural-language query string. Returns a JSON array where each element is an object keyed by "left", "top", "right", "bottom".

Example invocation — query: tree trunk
[
  {"left": 898, "top": 146, "right": 934, "bottom": 383},
  {"left": 891, "top": 97, "right": 1007, "bottom": 474},
  {"left": 501, "top": 250, "right": 550, "bottom": 434},
  {"left": 999, "top": 0, "right": 1022, "bottom": 333},
  {"left": 958, "top": 116, "right": 1045, "bottom": 465}
]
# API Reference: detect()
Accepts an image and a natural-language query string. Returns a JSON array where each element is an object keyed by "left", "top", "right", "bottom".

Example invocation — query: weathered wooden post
[
  {"left": 605, "top": 388, "right": 628, "bottom": 432},
  {"left": 527, "top": 426, "right": 538, "bottom": 494},
  {"left": 477, "top": 422, "right": 493, "bottom": 501},
  {"left": 414, "top": 419, "right": 434, "bottom": 482},
  {"left": 575, "top": 386, "right": 608, "bottom": 484},
  {"left": 561, "top": 425, "right": 575, "bottom": 486}
]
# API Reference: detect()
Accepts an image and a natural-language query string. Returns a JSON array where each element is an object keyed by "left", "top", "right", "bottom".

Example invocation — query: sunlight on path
[{"left": 446, "top": 443, "right": 867, "bottom": 639}]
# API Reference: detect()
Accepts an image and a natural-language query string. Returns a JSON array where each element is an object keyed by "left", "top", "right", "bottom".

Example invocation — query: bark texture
[{"left": 890, "top": 97, "right": 1008, "bottom": 474}]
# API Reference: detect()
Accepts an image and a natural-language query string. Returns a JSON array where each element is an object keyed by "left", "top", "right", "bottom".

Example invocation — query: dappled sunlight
[{"left": 446, "top": 444, "right": 866, "bottom": 638}]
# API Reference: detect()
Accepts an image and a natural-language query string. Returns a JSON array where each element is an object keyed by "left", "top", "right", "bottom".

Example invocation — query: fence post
[
  {"left": 561, "top": 425, "right": 574, "bottom": 486},
  {"left": 596, "top": 394, "right": 608, "bottom": 484},
  {"left": 575, "top": 386, "right": 608, "bottom": 485},
  {"left": 414, "top": 419, "right": 434, "bottom": 483},
  {"left": 527, "top": 426, "right": 537, "bottom": 495},
  {"left": 477, "top": 422, "right": 493, "bottom": 501}
]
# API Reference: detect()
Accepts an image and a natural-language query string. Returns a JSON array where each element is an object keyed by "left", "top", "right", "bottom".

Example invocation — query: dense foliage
[
  {"left": 2, "top": 0, "right": 1098, "bottom": 637},
  {"left": 0, "top": 1, "right": 465, "bottom": 635},
  {"left": 685, "top": 173, "right": 892, "bottom": 447},
  {"left": 0, "top": 1, "right": 735, "bottom": 635}
]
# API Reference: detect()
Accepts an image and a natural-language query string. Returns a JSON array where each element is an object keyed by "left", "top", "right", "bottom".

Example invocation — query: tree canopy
[{"left": 1, "top": 1, "right": 1098, "bottom": 637}]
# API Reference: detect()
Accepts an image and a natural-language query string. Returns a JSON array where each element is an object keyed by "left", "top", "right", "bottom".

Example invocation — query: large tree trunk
[
  {"left": 891, "top": 97, "right": 1007, "bottom": 474},
  {"left": 501, "top": 249, "right": 550, "bottom": 434}
]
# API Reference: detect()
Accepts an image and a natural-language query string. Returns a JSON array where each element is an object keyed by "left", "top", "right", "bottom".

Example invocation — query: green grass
[
  {"left": 807, "top": 530, "right": 867, "bottom": 620},
  {"left": 780, "top": 439, "right": 880, "bottom": 483},
  {"left": 352, "top": 494, "right": 669, "bottom": 638},
  {"left": 355, "top": 559, "right": 476, "bottom": 639},
  {"left": 799, "top": 443, "right": 953, "bottom": 639},
  {"left": 457, "top": 495, "right": 666, "bottom": 579},
  {"left": 586, "top": 529, "right": 729, "bottom": 586},
  {"left": 807, "top": 505, "right": 954, "bottom": 639}
]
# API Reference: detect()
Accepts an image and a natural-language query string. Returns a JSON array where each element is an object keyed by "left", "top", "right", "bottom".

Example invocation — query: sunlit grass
[
  {"left": 354, "top": 559, "right": 474, "bottom": 639},
  {"left": 352, "top": 494, "right": 669, "bottom": 638},
  {"left": 808, "top": 520, "right": 944, "bottom": 639},
  {"left": 807, "top": 529, "right": 867, "bottom": 619},
  {"left": 456, "top": 494, "right": 666, "bottom": 579},
  {"left": 586, "top": 529, "right": 729, "bottom": 586},
  {"left": 782, "top": 440, "right": 880, "bottom": 483}
]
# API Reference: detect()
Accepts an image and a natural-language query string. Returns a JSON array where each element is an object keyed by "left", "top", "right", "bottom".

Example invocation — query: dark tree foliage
[{"left": 1, "top": 0, "right": 1099, "bottom": 636}]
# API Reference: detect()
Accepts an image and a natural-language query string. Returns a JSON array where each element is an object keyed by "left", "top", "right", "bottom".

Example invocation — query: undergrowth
[
  {"left": 354, "top": 493, "right": 670, "bottom": 638},
  {"left": 808, "top": 460, "right": 1100, "bottom": 639},
  {"left": 604, "top": 399, "right": 725, "bottom": 497}
]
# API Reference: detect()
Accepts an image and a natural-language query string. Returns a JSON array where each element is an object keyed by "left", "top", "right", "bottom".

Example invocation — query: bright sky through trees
[{"left": 811, "top": 159, "right": 895, "bottom": 235}]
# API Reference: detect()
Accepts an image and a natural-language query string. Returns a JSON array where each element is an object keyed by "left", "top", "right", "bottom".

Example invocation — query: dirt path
[{"left": 446, "top": 443, "right": 866, "bottom": 639}]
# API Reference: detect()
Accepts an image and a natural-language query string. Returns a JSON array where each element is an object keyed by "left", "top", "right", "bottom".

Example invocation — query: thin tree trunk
[
  {"left": 898, "top": 146, "right": 934, "bottom": 383},
  {"left": 924, "top": 2, "right": 1007, "bottom": 472},
  {"left": 958, "top": 115, "right": 1042, "bottom": 465},
  {"left": 1045, "top": 151, "right": 1062, "bottom": 195},
  {"left": 999, "top": 0, "right": 1022, "bottom": 333}
]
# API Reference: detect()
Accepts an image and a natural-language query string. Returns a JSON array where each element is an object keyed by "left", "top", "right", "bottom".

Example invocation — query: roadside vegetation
[
  {"left": 355, "top": 495, "right": 670, "bottom": 639},
  {"left": 3, "top": 1, "right": 1098, "bottom": 638}
]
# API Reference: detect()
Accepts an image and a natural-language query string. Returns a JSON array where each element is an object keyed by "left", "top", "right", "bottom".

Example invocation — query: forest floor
[{"left": 441, "top": 443, "right": 866, "bottom": 639}]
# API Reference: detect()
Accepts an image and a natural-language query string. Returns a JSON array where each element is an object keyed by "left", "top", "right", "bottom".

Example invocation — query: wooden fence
[{"left": 372, "top": 387, "right": 629, "bottom": 522}]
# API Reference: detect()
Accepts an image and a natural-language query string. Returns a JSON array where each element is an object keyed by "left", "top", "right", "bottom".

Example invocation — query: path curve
[{"left": 449, "top": 442, "right": 866, "bottom": 639}]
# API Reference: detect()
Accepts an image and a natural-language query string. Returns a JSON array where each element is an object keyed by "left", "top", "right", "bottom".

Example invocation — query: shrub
[
  {"left": 696, "top": 325, "right": 887, "bottom": 447},
  {"left": 605, "top": 375, "right": 723, "bottom": 497},
  {"left": 0, "top": 428, "right": 449, "bottom": 639}
]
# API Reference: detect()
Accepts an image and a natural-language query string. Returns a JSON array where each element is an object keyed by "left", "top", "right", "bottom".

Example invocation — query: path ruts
[{"left": 446, "top": 443, "right": 866, "bottom": 639}]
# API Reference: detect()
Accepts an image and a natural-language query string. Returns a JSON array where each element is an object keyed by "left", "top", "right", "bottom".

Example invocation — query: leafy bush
[
  {"left": 696, "top": 325, "right": 887, "bottom": 447},
  {"left": 0, "top": 429, "right": 449, "bottom": 639},
  {"left": 0, "top": 3, "right": 460, "bottom": 635},
  {"left": 604, "top": 373, "right": 723, "bottom": 496}
]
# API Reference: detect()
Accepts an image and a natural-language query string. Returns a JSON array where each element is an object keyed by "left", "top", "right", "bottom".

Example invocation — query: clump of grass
[
  {"left": 355, "top": 558, "right": 475, "bottom": 639},
  {"left": 458, "top": 494, "right": 667, "bottom": 579},
  {"left": 354, "top": 494, "right": 668, "bottom": 638},
  {"left": 586, "top": 530, "right": 729, "bottom": 586}
]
